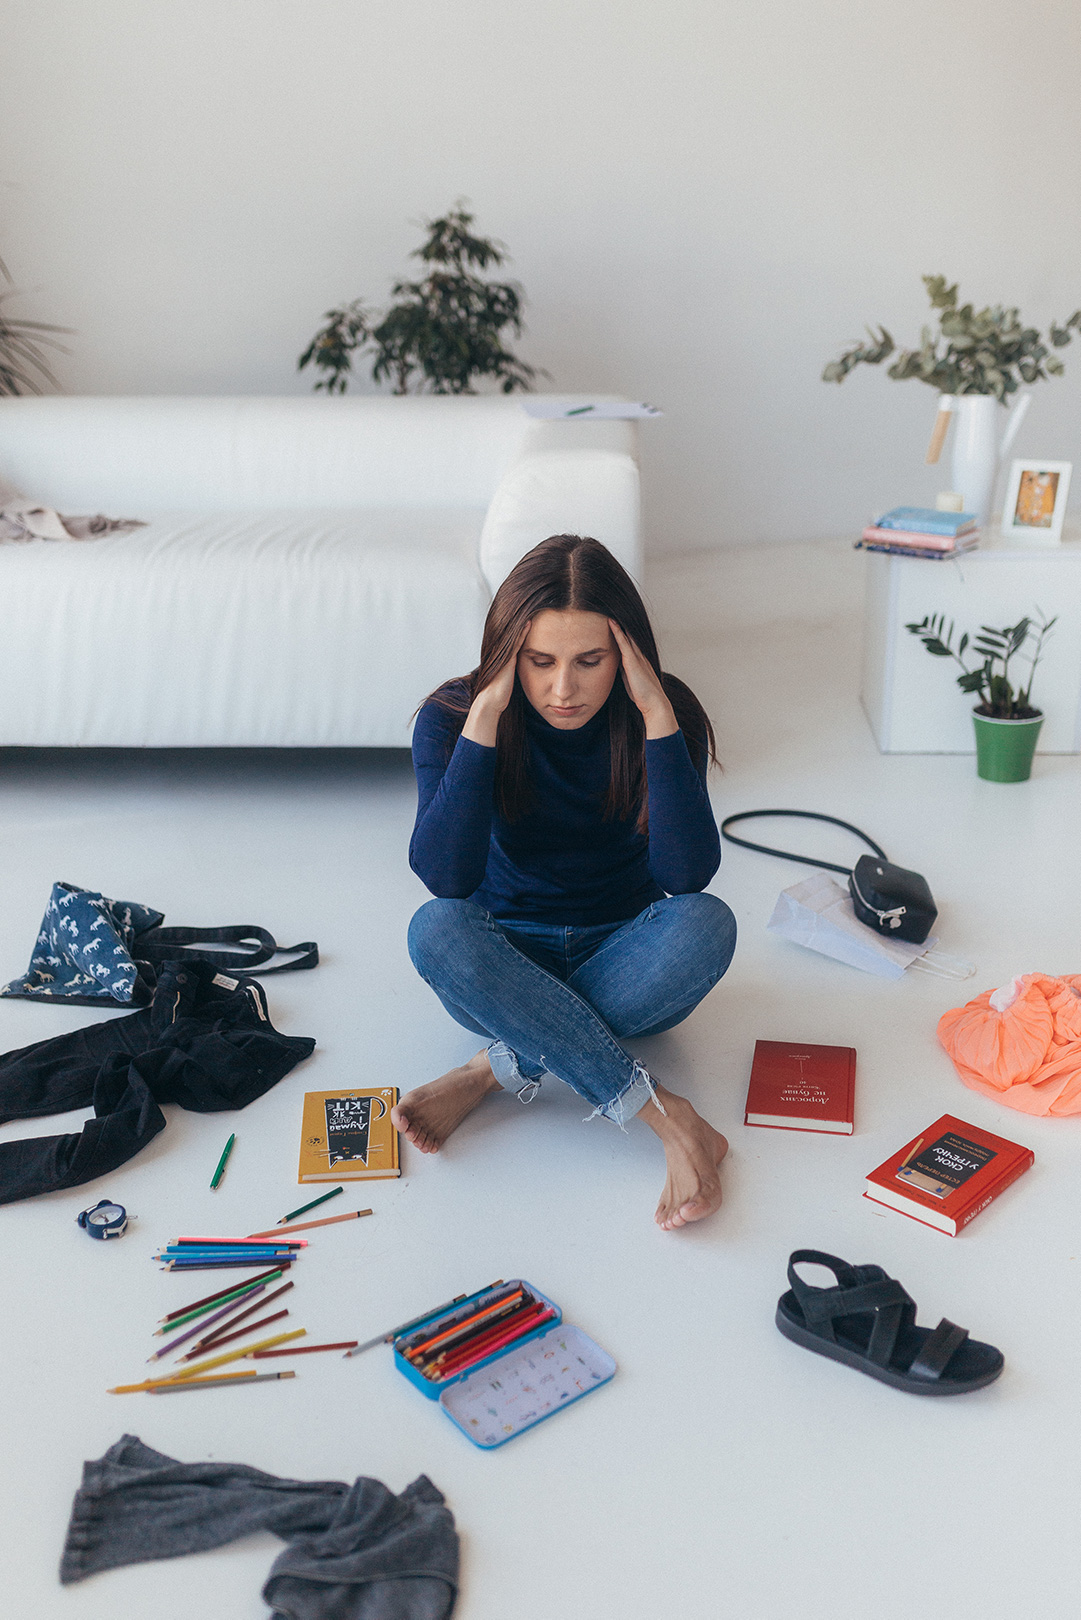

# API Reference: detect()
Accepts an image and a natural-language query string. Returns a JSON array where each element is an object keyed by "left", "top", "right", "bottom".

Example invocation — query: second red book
[{"left": 744, "top": 1039, "right": 856, "bottom": 1135}]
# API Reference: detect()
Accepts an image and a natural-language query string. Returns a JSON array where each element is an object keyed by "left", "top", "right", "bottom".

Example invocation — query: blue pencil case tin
[{"left": 393, "top": 1278, "right": 616, "bottom": 1448}]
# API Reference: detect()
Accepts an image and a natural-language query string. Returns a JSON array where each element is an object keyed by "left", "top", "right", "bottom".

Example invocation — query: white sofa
[{"left": 0, "top": 395, "right": 641, "bottom": 746}]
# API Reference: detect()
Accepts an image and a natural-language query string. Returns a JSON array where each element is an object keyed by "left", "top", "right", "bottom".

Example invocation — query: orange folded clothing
[{"left": 938, "top": 972, "right": 1081, "bottom": 1116}]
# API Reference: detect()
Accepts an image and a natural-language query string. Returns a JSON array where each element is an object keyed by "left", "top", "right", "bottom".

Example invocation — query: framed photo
[{"left": 1001, "top": 458, "right": 1072, "bottom": 543}]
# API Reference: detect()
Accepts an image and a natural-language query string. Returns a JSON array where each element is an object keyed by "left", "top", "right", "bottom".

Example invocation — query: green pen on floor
[{"left": 210, "top": 1133, "right": 236, "bottom": 1190}]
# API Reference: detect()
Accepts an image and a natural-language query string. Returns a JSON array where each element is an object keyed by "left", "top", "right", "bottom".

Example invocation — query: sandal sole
[{"left": 776, "top": 1305, "right": 1003, "bottom": 1395}]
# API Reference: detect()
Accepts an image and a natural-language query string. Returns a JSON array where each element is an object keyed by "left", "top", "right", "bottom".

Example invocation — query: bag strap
[
  {"left": 135, "top": 925, "right": 319, "bottom": 975},
  {"left": 719, "top": 809, "right": 888, "bottom": 877}
]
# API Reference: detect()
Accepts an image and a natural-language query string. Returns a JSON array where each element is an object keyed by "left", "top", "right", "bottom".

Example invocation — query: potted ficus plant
[
  {"left": 298, "top": 203, "right": 542, "bottom": 396},
  {"left": 906, "top": 609, "right": 1056, "bottom": 781}
]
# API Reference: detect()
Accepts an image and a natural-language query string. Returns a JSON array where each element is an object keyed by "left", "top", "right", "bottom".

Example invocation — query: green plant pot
[{"left": 971, "top": 709, "right": 1044, "bottom": 782}]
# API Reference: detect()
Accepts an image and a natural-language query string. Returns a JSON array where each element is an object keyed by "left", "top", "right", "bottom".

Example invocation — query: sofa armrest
[{"left": 477, "top": 419, "right": 642, "bottom": 592}]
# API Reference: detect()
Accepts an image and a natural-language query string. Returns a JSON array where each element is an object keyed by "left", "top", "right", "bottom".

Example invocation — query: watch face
[{"left": 88, "top": 1203, "right": 125, "bottom": 1225}]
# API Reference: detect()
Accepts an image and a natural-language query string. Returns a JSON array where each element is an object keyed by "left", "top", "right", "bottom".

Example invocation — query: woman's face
[{"left": 516, "top": 609, "right": 620, "bottom": 729}]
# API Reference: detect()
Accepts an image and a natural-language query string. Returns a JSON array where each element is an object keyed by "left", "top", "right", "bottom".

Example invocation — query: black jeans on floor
[{"left": 0, "top": 958, "right": 314, "bottom": 1205}]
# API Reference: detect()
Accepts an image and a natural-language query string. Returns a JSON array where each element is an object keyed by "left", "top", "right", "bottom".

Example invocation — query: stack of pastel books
[{"left": 856, "top": 506, "right": 979, "bottom": 560}]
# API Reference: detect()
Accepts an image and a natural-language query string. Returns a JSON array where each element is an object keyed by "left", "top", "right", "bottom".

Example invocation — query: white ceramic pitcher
[{"left": 938, "top": 392, "right": 1032, "bottom": 525}]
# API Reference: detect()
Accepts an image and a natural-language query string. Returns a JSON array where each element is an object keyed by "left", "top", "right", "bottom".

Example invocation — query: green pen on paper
[
  {"left": 210, "top": 1133, "right": 236, "bottom": 1190},
  {"left": 279, "top": 1187, "right": 344, "bottom": 1224},
  {"left": 565, "top": 404, "right": 594, "bottom": 416}
]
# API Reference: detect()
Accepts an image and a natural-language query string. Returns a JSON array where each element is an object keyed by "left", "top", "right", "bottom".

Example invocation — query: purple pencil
[{"left": 147, "top": 1281, "right": 271, "bottom": 1361}]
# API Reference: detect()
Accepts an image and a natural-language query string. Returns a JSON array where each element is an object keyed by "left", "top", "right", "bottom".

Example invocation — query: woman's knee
[
  {"left": 407, "top": 898, "right": 486, "bottom": 975},
  {"left": 663, "top": 892, "right": 737, "bottom": 978}
]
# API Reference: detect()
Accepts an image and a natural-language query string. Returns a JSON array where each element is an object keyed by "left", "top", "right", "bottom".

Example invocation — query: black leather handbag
[{"left": 719, "top": 811, "right": 938, "bottom": 946}]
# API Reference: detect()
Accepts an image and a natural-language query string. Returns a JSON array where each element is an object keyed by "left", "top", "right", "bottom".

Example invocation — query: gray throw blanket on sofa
[{"left": 60, "top": 1435, "right": 459, "bottom": 1619}]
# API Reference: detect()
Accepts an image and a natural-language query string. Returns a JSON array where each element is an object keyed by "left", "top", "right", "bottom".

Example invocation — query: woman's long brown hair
[{"left": 424, "top": 534, "right": 717, "bottom": 831}]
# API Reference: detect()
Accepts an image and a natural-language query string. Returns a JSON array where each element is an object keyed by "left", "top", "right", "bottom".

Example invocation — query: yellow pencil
[
  {"left": 107, "top": 1330, "right": 306, "bottom": 1393},
  {"left": 899, "top": 1137, "right": 925, "bottom": 1170},
  {"left": 109, "top": 1370, "right": 257, "bottom": 1395},
  {"left": 169, "top": 1328, "right": 307, "bottom": 1382}
]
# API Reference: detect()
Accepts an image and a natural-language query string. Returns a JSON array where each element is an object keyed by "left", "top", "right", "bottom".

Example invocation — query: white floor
[{"left": 3, "top": 541, "right": 1081, "bottom": 1620}]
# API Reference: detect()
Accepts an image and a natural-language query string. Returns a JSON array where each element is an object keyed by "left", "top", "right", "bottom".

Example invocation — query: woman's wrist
[
  {"left": 462, "top": 693, "right": 503, "bottom": 748},
  {"left": 642, "top": 698, "right": 679, "bottom": 740}
]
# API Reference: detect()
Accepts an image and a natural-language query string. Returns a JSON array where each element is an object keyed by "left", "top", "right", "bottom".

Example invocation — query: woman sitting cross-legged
[{"left": 393, "top": 533, "right": 736, "bottom": 1228}]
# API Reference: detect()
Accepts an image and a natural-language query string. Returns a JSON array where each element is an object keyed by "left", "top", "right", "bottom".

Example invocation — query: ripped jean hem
[
  {"left": 486, "top": 1042, "right": 661, "bottom": 1126},
  {"left": 586, "top": 1061, "right": 664, "bottom": 1131},
  {"left": 486, "top": 1040, "right": 553, "bottom": 1102}
]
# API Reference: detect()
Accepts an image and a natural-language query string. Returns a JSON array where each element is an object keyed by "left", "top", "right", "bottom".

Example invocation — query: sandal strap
[
  {"left": 787, "top": 1251, "right": 914, "bottom": 1355},
  {"left": 908, "top": 1318, "right": 969, "bottom": 1381}
]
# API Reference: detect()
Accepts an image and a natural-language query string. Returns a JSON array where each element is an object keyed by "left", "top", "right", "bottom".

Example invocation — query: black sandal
[{"left": 776, "top": 1250, "right": 1004, "bottom": 1395}]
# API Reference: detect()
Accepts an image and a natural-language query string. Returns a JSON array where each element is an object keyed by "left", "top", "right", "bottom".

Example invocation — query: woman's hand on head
[
  {"left": 608, "top": 620, "right": 678, "bottom": 740},
  {"left": 462, "top": 620, "right": 531, "bottom": 748}
]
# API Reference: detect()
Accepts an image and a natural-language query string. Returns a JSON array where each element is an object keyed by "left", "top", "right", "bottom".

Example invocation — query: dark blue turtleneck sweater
[{"left": 409, "top": 685, "right": 721, "bottom": 925}]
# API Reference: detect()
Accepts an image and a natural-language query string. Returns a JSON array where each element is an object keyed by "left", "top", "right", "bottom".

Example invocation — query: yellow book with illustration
[{"left": 297, "top": 1087, "right": 400, "bottom": 1182}]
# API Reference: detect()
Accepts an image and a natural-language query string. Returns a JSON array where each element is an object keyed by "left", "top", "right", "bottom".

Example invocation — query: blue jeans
[{"left": 407, "top": 894, "right": 736, "bottom": 1125}]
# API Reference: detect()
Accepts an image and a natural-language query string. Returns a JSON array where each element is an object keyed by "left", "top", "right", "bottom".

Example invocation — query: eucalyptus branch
[{"left": 825, "top": 275, "right": 1078, "bottom": 401}]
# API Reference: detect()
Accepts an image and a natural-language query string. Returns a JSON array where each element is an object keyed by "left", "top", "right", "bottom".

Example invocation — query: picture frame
[{"left": 1000, "top": 458, "right": 1072, "bottom": 543}]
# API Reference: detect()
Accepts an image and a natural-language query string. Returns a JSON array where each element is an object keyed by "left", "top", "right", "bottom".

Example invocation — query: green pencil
[
  {"left": 210, "top": 1133, "right": 236, "bottom": 1190},
  {"left": 279, "top": 1187, "right": 344, "bottom": 1224}
]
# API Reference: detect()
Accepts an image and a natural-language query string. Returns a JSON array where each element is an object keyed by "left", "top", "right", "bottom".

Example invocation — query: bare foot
[
  {"left": 639, "top": 1083, "right": 728, "bottom": 1229},
  {"left": 391, "top": 1049, "right": 503, "bottom": 1154}
]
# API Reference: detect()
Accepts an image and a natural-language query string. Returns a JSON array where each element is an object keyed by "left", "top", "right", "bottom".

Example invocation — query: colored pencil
[
  {"left": 184, "top": 1282, "right": 295, "bottom": 1356},
  {"left": 427, "top": 1300, "right": 549, "bottom": 1373},
  {"left": 252, "top": 1342, "right": 357, "bottom": 1357},
  {"left": 148, "top": 1282, "right": 272, "bottom": 1360},
  {"left": 158, "top": 1248, "right": 296, "bottom": 1260},
  {"left": 169, "top": 1328, "right": 307, "bottom": 1383},
  {"left": 342, "top": 1290, "right": 481, "bottom": 1358},
  {"left": 210, "top": 1132, "right": 236, "bottom": 1189},
  {"left": 246, "top": 1209, "right": 372, "bottom": 1239},
  {"left": 110, "top": 1370, "right": 256, "bottom": 1395},
  {"left": 409, "top": 1293, "right": 532, "bottom": 1366},
  {"left": 279, "top": 1188, "right": 343, "bottom": 1223},
  {"left": 180, "top": 1309, "right": 289, "bottom": 1358},
  {"left": 434, "top": 1307, "right": 556, "bottom": 1380},
  {"left": 397, "top": 1282, "right": 519, "bottom": 1356},
  {"left": 148, "top": 1371, "right": 296, "bottom": 1393},
  {"left": 163, "top": 1258, "right": 296, "bottom": 1272},
  {"left": 157, "top": 1268, "right": 285, "bottom": 1329},
  {"left": 175, "top": 1237, "right": 307, "bottom": 1248},
  {"left": 405, "top": 1290, "right": 524, "bottom": 1360}
]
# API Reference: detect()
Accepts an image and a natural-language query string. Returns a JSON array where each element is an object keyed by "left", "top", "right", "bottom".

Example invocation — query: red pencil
[
  {"left": 426, "top": 1299, "right": 545, "bottom": 1366},
  {"left": 411, "top": 1295, "right": 537, "bottom": 1369},
  {"left": 187, "top": 1281, "right": 295, "bottom": 1353},
  {"left": 181, "top": 1309, "right": 291, "bottom": 1359},
  {"left": 252, "top": 1342, "right": 358, "bottom": 1357},
  {"left": 435, "top": 1306, "right": 555, "bottom": 1380},
  {"left": 405, "top": 1290, "right": 525, "bottom": 1360},
  {"left": 159, "top": 1267, "right": 285, "bottom": 1323}
]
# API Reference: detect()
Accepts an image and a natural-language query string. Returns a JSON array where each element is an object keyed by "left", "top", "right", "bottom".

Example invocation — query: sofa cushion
[{"left": 0, "top": 508, "right": 490, "bottom": 747}]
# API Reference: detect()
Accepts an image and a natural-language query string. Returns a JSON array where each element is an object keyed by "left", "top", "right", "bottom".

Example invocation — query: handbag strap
[
  {"left": 719, "top": 809, "right": 888, "bottom": 877},
  {"left": 135, "top": 924, "right": 319, "bottom": 975}
]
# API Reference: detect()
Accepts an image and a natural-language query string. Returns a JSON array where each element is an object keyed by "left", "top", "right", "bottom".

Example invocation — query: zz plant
[
  {"left": 906, "top": 610, "right": 1056, "bottom": 718},
  {"left": 299, "top": 205, "right": 541, "bottom": 396}
]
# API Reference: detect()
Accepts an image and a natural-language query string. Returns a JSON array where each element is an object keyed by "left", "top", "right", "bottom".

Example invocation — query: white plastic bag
[{"left": 766, "top": 871, "right": 939, "bottom": 980}]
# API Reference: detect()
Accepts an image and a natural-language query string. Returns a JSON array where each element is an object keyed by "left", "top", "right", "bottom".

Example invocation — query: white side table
[{"left": 861, "top": 526, "right": 1081, "bottom": 753}]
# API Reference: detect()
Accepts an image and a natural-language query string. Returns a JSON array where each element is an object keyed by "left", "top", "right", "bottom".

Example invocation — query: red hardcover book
[
  {"left": 744, "top": 1040, "right": 856, "bottom": 1135},
  {"left": 864, "top": 1113, "right": 1033, "bottom": 1235}
]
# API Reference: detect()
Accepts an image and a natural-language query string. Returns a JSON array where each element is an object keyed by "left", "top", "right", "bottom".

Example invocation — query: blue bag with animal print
[{"left": 1, "top": 882, "right": 317, "bottom": 1006}]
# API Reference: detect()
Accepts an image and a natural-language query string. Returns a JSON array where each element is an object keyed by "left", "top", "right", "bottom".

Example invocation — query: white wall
[{"left": 4, "top": 0, "right": 1081, "bottom": 551}]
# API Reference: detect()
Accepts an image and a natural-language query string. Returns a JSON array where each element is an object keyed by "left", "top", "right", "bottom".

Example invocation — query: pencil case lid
[{"left": 438, "top": 1323, "right": 616, "bottom": 1447}]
